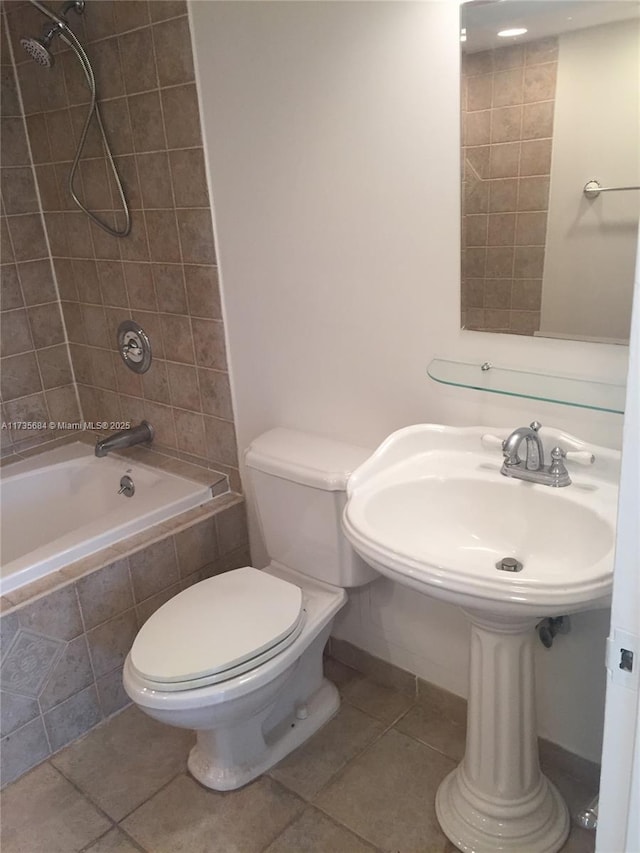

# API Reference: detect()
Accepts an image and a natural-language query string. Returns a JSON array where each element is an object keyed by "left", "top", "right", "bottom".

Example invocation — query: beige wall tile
[
  {"left": 464, "top": 145, "right": 490, "bottom": 180},
  {"left": 523, "top": 63, "right": 557, "bottom": 102},
  {"left": 462, "top": 247, "right": 486, "bottom": 278},
  {"left": 176, "top": 209, "right": 216, "bottom": 264},
  {"left": 169, "top": 148, "right": 210, "bottom": 208},
  {"left": 489, "top": 142, "right": 520, "bottom": 179},
  {"left": 1, "top": 308, "right": 34, "bottom": 356},
  {"left": 90, "top": 38, "right": 125, "bottom": 100},
  {"left": 7, "top": 215, "right": 48, "bottom": 262},
  {"left": 1, "top": 352, "right": 42, "bottom": 400},
  {"left": 145, "top": 210, "right": 182, "bottom": 263},
  {"left": 1, "top": 167, "right": 39, "bottom": 215},
  {"left": 175, "top": 516, "right": 218, "bottom": 577},
  {"left": 467, "top": 74, "right": 492, "bottom": 111},
  {"left": 517, "top": 176, "right": 549, "bottom": 211},
  {"left": 183, "top": 265, "right": 221, "bottom": 318},
  {"left": 37, "top": 345, "right": 74, "bottom": 389},
  {"left": 136, "top": 152, "right": 174, "bottom": 210},
  {"left": 514, "top": 246, "right": 545, "bottom": 278},
  {"left": 167, "top": 361, "right": 201, "bottom": 411},
  {"left": 464, "top": 214, "right": 488, "bottom": 247},
  {"left": 96, "top": 261, "right": 129, "bottom": 308},
  {"left": 522, "top": 101, "right": 554, "bottom": 140},
  {"left": 45, "top": 385, "right": 80, "bottom": 423},
  {"left": 463, "top": 50, "right": 493, "bottom": 76},
  {"left": 464, "top": 110, "right": 490, "bottom": 146},
  {"left": 487, "top": 212, "right": 515, "bottom": 247},
  {"left": 124, "top": 261, "right": 156, "bottom": 311},
  {"left": 160, "top": 84, "right": 201, "bottom": 149},
  {"left": 516, "top": 211, "right": 547, "bottom": 246},
  {"left": 152, "top": 263, "right": 188, "bottom": 314},
  {"left": 119, "top": 213, "right": 150, "bottom": 262},
  {"left": 160, "top": 313, "right": 195, "bottom": 363},
  {"left": 129, "top": 91, "right": 166, "bottom": 153},
  {"left": 509, "top": 310, "right": 540, "bottom": 335},
  {"left": 76, "top": 559, "right": 134, "bottom": 631},
  {"left": 489, "top": 178, "right": 517, "bottom": 213},
  {"left": 492, "top": 68, "right": 523, "bottom": 108},
  {"left": 141, "top": 359, "right": 171, "bottom": 404},
  {"left": 493, "top": 44, "right": 524, "bottom": 72},
  {"left": 142, "top": 400, "right": 177, "bottom": 448},
  {"left": 484, "top": 278, "right": 512, "bottom": 309},
  {"left": 526, "top": 38, "right": 558, "bottom": 66},
  {"left": 485, "top": 246, "right": 514, "bottom": 277},
  {"left": 511, "top": 279, "right": 542, "bottom": 311},
  {"left": 120, "top": 28, "right": 157, "bottom": 95},
  {"left": 490, "top": 105, "right": 522, "bottom": 143},
  {"left": 173, "top": 408, "right": 206, "bottom": 457},
  {"left": 483, "top": 308, "right": 510, "bottom": 330},
  {"left": 461, "top": 278, "right": 484, "bottom": 310},
  {"left": 464, "top": 174, "right": 489, "bottom": 214},
  {"left": 129, "top": 537, "right": 179, "bottom": 603},
  {"left": 520, "top": 138, "right": 552, "bottom": 177},
  {"left": 153, "top": 17, "right": 195, "bottom": 87}
]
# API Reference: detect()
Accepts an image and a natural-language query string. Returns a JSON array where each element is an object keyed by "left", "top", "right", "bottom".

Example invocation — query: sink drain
[{"left": 496, "top": 557, "right": 523, "bottom": 572}]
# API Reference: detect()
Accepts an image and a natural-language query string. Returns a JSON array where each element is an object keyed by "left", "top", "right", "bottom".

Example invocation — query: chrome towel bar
[{"left": 584, "top": 179, "right": 640, "bottom": 199}]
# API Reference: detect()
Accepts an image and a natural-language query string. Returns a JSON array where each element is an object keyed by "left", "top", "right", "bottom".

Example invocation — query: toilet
[{"left": 123, "top": 428, "right": 377, "bottom": 791}]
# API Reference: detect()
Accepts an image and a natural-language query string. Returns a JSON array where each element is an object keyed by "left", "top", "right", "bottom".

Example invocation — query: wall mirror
[{"left": 460, "top": 0, "right": 639, "bottom": 344}]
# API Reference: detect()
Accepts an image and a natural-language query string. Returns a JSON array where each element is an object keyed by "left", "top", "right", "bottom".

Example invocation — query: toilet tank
[{"left": 245, "top": 429, "right": 378, "bottom": 587}]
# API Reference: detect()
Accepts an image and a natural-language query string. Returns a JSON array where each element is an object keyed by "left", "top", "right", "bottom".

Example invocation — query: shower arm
[{"left": 28, "top": 0, "right": 131, "bottom": 238}]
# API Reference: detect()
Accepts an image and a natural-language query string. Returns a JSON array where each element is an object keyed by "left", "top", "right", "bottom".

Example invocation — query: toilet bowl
[{"left": 123, "top": 429, "right": 377, "bottom": 790}]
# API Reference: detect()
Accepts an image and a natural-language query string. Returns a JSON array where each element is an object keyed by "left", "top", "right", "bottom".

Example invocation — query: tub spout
[{"left": 95, "top": 421, "right": 154, "bottom": 457}]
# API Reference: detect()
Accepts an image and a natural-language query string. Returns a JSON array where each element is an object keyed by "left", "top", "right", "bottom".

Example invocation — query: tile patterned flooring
[{"left": 0, "top": 657, "right": 597, "bottom": 853}]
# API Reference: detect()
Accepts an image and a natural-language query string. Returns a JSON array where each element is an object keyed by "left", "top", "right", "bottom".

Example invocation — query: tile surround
[
  {"left": 1, "top": 1, "right": 238, "bottom": 484},
  {"left": 0, "top": 490, "right": 250, "bottom": 787},
  {"left": 461, "top": 37, "right": 558, "bottom": 335},
  {"left": 0, "top": 10, "right": 80, "bottom": 457}
]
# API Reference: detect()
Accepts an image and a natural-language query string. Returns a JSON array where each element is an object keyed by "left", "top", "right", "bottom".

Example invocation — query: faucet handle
[
  {"left": 565, "top": 450, "right": 595, "bottom": 466},
  {"left": 481, "top": 433, "right": 507, "bottom": 451},
  {"left": 530, "top": 421, "right": 542, "bottom": 432}
]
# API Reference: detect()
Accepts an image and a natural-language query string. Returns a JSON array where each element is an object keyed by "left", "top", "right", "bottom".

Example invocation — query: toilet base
[{"left": 187, "top": 678, "right": 340, "bottom": 790}]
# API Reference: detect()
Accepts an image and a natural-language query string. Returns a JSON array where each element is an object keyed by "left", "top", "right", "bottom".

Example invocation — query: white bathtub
[{"left": 0, "top": 443, "right": 216, "bottom": 596}]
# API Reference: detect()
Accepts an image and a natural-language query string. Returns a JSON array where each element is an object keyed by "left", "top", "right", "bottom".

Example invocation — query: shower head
[
  {"left": 20, "top": 35, "right": 55, "bottom": 67},
  {"left": 20, "top": 18, "right": 66, "bottom": 67}
]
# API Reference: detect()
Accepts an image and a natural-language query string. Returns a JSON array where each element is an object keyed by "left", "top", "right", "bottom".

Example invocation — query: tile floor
[{"left": 0, "top": 657, "right": 597, "bottom": 853}]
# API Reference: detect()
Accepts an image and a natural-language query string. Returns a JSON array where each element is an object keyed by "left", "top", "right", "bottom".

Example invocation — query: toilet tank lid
[{"left": 245, "top": 428, "right": 371, "bottom": 490}]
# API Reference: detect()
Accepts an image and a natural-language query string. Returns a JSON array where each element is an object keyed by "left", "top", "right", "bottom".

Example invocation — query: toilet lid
[{"left": 130, "top": 567, "right": 304, "bottom": 684}]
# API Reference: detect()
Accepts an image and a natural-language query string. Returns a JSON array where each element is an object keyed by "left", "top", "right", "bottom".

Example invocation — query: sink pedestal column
[{"left": 435, "top": 611, "right": 569, "bottom": 853}]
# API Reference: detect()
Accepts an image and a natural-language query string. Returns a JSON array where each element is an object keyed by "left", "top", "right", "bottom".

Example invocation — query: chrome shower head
[{"left": 20, "top": 35, "right": 54, "bottom": 67}]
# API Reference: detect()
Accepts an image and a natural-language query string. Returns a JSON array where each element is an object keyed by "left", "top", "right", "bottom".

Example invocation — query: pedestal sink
[{"left": 342, "top": 424, "right": 619, "bottom": 853}]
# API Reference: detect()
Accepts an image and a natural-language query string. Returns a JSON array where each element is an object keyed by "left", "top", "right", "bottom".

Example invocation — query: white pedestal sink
[{"left": 342, "top": 425, "right": 619, "bottom": 853}]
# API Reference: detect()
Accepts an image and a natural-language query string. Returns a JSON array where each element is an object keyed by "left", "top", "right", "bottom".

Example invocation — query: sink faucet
[
  {"left": 95, "top": 421, "right": 154, "bottom": 458},
  {"left": 501, "top": 422, "right": 571, "bottom": 487}
]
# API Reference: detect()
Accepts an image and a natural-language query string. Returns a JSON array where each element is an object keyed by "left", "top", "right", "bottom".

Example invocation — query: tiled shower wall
[
  {"left": 1, "top": 8, "right": 80, "bottom": 457},
  {"left": 461, "top": 38, "right": 558, "bottom": 336},
  {"left": 3, "top": 0, "right": 239, "bottom": 485}
]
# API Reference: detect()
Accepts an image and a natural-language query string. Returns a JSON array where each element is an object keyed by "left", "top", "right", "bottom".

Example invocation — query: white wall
[
  {"left": 541, "top": 20, "right": 640, "bottom": 343},
  {"left": 190, "top": 1, "right": 631, "bottom": 762}
]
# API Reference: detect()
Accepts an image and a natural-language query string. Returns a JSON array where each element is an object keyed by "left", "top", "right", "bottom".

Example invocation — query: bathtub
[{"left": 0, "top": 442, "right": 217, "bottom": 596}]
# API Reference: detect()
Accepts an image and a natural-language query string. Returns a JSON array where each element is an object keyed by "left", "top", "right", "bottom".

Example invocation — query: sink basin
[
  {"left": 343, "top": 424, "right": 618, "bottom": 617},
  {"left": 342, "top": 424, "right": 620, "bottom": 853}
]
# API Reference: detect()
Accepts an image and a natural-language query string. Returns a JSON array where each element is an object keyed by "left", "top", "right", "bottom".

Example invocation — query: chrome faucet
[
  {"left": 501, "top": 421, "right": 571, "bottom": 487},
  {"left": 95, "top": 421, "right": 154, "bottom": 458}
]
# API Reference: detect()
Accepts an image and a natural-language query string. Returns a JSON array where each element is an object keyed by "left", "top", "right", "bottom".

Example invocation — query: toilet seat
[{"left": 130, "top": 566, "right": 305, "bottom": 691}]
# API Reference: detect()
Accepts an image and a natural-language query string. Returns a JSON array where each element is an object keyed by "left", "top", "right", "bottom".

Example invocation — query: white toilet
[{"left": 123, "top": 428, "right": 377, "bottom": 791}]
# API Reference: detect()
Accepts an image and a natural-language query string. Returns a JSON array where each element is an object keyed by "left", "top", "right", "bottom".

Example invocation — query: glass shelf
[{"left": 427, "top": 358, "right": 626, "bottom": 414}]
